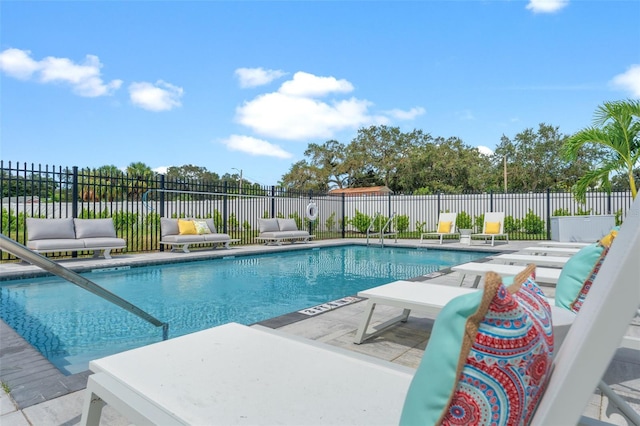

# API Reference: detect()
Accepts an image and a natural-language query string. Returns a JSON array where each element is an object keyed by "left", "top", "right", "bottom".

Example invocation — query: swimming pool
[{"left": 0, "top": 245, "right": 488, "bottom": 374}]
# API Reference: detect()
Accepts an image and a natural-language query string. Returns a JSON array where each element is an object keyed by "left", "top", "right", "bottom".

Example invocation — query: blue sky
[{"left": 1, "top": 1, "right": 639, "bottom": 186}]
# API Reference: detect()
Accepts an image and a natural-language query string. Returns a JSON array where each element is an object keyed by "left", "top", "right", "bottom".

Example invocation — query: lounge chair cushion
[
  {"left": 26, "top": 218, "right": 76, "bottom": 240},
  {"left": 193, "top": 220, "right": 211, "bottom": 235},
  {"left": 437, "top": 221, "right": 452, "bottom": 233},
  {"left": 555, "top": 229, "right": 617, "bottom": 313},
  {"left": 278, "top": 218, "right": 298, "bottom": 232},
  {"left": 74, "top": 218, "right": 117, "bottom": 238},
  {"left": 485, "top": 221, "right": 501, "bottom": 234},
  {"left": 178, "top": 219, "right": 198, "bottom": 235},
  {"left": 400, "top": 264, "right": 553, "bottom": 425},
  {"left": 258, "top": 218, "right": 280, "bottom": 233}
]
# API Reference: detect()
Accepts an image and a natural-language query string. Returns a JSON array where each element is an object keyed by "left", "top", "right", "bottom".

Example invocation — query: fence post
[
  {"left": 159, "top": 175, "right": 166, "bottom": 251},
  {"left": 72, "top": 166, "right": 79, "bottom": 219},
  {"left": 546, "top": 188, "right": 551, "bottom": 240},
  {"left": 222, "top": 181, "right": 229, "bottom": 233},
  {"left": 607, "top": 192, "right": 612, "bottom": 215},
  {"left": 270, "top": 186, "right": 276, "bottom": 217},
  {"left": 489, "top": 190, "right": 494, "bottom": 212},
  {"left": 341, "top": 193, "right": 346, "bottom": 239},
  {"left": 72, "top": 166, "right": 79, "bottom": 258},
  {"left": 437, "top": 192, "right": 441, "bottom": 215}
]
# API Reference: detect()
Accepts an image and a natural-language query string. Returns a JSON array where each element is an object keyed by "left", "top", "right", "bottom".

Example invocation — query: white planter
[{"left": 550, "top": 215, "right": 615, "bottom": 242}]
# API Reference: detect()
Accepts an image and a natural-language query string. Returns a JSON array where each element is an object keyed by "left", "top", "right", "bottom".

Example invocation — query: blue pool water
[{"left": 0, "top": 245, "right": 487, "bottom": 374}]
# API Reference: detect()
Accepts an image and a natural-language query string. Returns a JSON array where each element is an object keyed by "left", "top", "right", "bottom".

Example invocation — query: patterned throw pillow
[
  {"left": 193, "top": 220, "right": 211, "bottom": 235},
  {"left": 177, "top": 219, "right": 197, "bottom": 235},
  {"left": 485, "top": 221, "right": 501, "bottom": 234},
  {"left": 400, "top": 264, "right": 554, "bottom": 425},
  {"left": 555, "top": 229, "right": 617, "bottom": 313},
  {"left": 437, "top": 221, "right": 452, "bottom": 233}
]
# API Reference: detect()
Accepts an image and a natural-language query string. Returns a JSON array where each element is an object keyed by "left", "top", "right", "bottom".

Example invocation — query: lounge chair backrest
[
  {"left": 437, "top": 212, "right": 458, "bottom": 234},
  {"left": 531, "top": 196, "right": 640, "bottom": 425},
  {"left": 482, "top": 211, "right": 505, "bottom": 234}
]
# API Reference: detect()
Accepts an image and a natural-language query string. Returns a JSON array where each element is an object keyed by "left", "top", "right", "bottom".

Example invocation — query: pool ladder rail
[
  {"left": 0, "top": 233, "right": 169, "bottom": 341},
  {"left": 366, "top": 212, "right": 398, "bottom": 248}
]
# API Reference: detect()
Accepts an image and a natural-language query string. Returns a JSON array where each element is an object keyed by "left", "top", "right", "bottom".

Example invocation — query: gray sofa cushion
[
  {"left": 161, "top": 218, "right": 180, "bottom": 238},
  {"left": 278, "top": 218, "right": 299, "bottom": 232},
  {"left": 74, "top": 219, "right": 117, "bottom": 238},
  {"left": 161, "top": 235, "right": 205, "bottom": 243},
  {"left": 258, "top": 218, "right": 280, "bottom": 233},
  {"left": 27, "top": 218, "right": 76, "bottom": 240},
  {"left": 81, "top": 237, "right": 126, "bottom": 248},
  {"left": 27, "top": 239, "right": 85, "bottom": 250},
  {"left": 203, "top": 234, "right": 231, "bottom": 243}
]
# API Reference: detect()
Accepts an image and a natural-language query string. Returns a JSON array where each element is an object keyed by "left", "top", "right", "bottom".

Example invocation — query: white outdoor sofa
[
  {"left": 255, "top": 218, "right": 313, "bottom": 245},
  {"left": 26, "top": 217, "right": 126, "bottom": 259},
  {"left": 160, "top": 218, "right": 238, "bottom": 253}
]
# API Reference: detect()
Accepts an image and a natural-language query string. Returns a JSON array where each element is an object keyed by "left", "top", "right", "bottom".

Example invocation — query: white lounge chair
[
  {"left": 353, "top": 279, "right": 574, "bottom": 345},
  {"left": 419, "top": 212, "right": 459, "bottom": 244},
  {"left": 491, "top": 253, "right": 570, "bottom": 268},
  {"left": 471, "top": 211, "right": 509, "bottom": 246},
  {"left": 451, "top": 261, "right": 561, "bottom": 287},
  {"left": 80, "top": 196, "right": 640, "bottom": 426},
  {"left": 537, "top": 241, "right": 591, "bottom": 249},
  {"left": 519, "top": 246, "right": 581, "bottom": 256}
]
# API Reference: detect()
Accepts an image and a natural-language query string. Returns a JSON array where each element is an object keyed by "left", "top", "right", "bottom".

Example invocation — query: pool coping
[{"left": 0, "top": 239, "right": 505, "bottom": 409}]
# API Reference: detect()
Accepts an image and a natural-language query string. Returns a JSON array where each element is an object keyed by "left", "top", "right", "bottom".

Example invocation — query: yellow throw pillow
[
  {"left": 193, "top": 220, "right": 212, "bottom": 235},
  {"left": 178, "top": 219, "right": 197, "bottom": 235},
  {"left": 485, "top": 222, "right": 501, "bottom": 234},
  {"left": 437, "top": 221, "right": 452, "bottom": 233},
  {"left": 598, "top": 229, "right": 618, "bottom": 248}
]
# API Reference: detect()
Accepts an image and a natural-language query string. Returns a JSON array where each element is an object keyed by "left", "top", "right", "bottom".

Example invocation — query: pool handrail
[{"left": 0, "top": 233, "right": 169, "bottom": 341}]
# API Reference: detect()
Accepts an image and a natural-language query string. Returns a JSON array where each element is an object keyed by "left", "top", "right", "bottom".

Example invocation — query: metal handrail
[
  {"left": 366, "top": 212, "right": 398, "bottom": 247},
  {"left": 0, "top": 233, "right": 168, "bottom": 340}
]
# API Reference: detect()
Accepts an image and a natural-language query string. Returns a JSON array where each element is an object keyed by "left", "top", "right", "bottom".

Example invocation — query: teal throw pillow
[{"left": 400, "top": 264, "right": 554, "bottom": 425}]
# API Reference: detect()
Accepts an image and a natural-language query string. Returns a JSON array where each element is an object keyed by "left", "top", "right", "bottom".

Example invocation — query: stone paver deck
[{"left": 1, "top": 239, "right": 638, "bottom": 424}]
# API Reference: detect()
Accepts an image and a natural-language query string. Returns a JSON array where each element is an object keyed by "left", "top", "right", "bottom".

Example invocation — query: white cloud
[
  {"left": 610, "top": 64, "right": 640, "bottom": 98},
  {"left": 153, "top": 166, "right": 169, "bottom": 174},
  {"left": 236, "top": 91, "right": 382, "bottom": 140},
  {"left": 0, "top": 48, "right": 40, "bottom": 79},
  {"left": 235, "top": 71, "right": 405, "bottom": 140},
  {"left": 477, "top": 145, "right": 494, "bottom": 156},
  {"left": 0, "top": 48, "right": 122, "bottom": 97},
  {"left": 385, "top": 107, "right": 426, "bottom": 120},
  {"left": 526, "top": 0, "right": 569, "bottom": 13},
  {"left": 220, "top": 135, "right": 293, "bottom": 159},
  {"left": 278, "top": 72, "right": 354, "bottom": 97},
  {"left": 129, "top": 80, "right": 184, "bottom": 111},
  {"left": 235, "top": 67, "right": 286, "bottom": 88}
]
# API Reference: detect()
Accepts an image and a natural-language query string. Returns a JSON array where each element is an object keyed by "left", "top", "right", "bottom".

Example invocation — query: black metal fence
[{"left": 1, "top": 161, "right": 634, "bottom": 260}]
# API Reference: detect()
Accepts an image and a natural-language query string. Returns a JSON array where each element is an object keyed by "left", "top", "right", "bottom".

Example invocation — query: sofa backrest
[
  {"left": 258, "top": 218, "right": 280, "bottom": 233},
  {"left": 277, "top": 218, "right": 299, "bottom": 232},
  {"left": 74, "top": 218, "right": 117, "bottom": 238},
  {"left": 26, "top": 218, "right": 76, "bottom": 240},
  {"left": 161, "top": 218, "right": 217, "bottom": 237}
]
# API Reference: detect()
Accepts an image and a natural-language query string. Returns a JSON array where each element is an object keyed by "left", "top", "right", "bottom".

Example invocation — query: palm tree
[{"left": 564, "top": 99, "right": 640, "bottom": 201}]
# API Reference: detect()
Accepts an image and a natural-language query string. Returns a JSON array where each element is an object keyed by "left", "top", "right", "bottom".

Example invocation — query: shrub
[
  {"left": 325, "top": 212, "right": 337, "bottom": 231},
  {"left": 415, "top": 220, "right": 426, "bottom": 233},
  {"left": 395, "top": 214, "right": 409, "bottom": 232},
  {"left": 503, "top": 215, "right": 521, "bottom": 233},
  {"left": 474, "top": 214, "right": 485, "bottom": 233},
  {"left": 350, "top": 210, "right": 372, "bottom": 233},
  {"left": 228, "top": 213, "right": 239, "bottom": 231},
  {"left": 372, "top": 214, "right": 387, "bottom": 232},
  {"left": 456, "top": 211, "right": 472, "bottom": 230},
  {"left": 522, "top": 209, "right": 545, "bottom": 234},
  {"left": 553, "top": 208, "right": 571, "bottom": 216}
]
